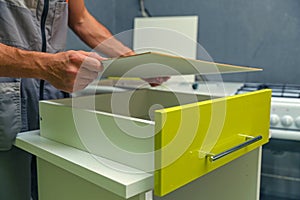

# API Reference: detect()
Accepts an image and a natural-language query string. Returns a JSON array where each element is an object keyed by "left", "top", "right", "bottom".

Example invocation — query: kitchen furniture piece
[
  {"left": 15, "top": 131, "right": 263, "bottom": 200},
  {"left": 15, "top": 53, "right": 271, "bottom": 199}
]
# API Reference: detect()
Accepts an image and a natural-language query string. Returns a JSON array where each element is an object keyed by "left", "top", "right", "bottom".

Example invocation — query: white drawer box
[{"left": 39, "top": 88, "right": 271, "bottom": 196}]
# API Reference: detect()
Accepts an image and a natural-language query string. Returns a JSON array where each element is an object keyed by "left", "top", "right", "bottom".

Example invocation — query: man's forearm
[
  {"left": 68, "top": 2, "right": 134, "bottom": 58},
  {"left": 0, "top": 43, "right": 49, "bottom": 79}
]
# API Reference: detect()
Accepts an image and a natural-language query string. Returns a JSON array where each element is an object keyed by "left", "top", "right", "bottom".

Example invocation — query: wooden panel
[{"left": 101, "top": 52, "right": 261, "bottom": 78}]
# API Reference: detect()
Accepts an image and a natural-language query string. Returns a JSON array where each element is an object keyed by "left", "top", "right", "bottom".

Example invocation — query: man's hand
[
  {"left": 0, "top": 43, "right": 105, "bottom": 93},
  {"left": 42, "top": 50, "right": 105, "bottom": 93},
  {"left": 143, "top": 77, "right": 170, "bottom": 87}
]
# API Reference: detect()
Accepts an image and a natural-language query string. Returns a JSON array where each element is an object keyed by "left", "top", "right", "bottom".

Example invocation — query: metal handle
[{"left": 207, "top": 135, "right": 263, "bottom": 162}]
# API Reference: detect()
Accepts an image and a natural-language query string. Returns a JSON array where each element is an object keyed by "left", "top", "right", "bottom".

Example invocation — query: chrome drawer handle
[{"left": 207, "top": 135, "right": 263, "bottom": 162}]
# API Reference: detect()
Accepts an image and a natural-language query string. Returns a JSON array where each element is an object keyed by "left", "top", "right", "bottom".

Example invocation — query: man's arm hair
[{"left": 68, "top": 0, "right": 134, "bottom": 57}]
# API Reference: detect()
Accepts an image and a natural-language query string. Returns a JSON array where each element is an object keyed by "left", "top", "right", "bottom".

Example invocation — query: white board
[
  {"left": 133, "top": 16, "right": 198, "bottom": 83},
  {"left": 101, "top": 52, "right": 261, "bottom": 79}
]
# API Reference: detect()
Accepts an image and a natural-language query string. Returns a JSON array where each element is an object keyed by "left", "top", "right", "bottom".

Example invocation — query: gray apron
[
  {"left": 0, "top": 1, "right": 69, "bottom": 199},
  {"left": 0, "top": 0, "right": 68, "bottom": 150}
]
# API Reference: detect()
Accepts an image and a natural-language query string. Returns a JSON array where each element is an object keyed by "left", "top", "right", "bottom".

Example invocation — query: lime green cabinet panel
[{"left": 154, "top": 89, "right": 271, "bottom": 196}]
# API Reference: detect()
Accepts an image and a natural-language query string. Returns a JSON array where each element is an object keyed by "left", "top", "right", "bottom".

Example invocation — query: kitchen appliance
[{"left": 236, "top": 83, "right": 300, "bottom": 200}]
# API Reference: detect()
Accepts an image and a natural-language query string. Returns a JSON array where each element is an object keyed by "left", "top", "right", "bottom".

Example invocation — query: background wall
[{"left": 66, "top": 0, "right": 300, "bottom": 84}]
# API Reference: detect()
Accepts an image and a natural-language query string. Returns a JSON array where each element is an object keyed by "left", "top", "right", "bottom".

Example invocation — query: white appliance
[
  {"left": 235, "top": 83, "right": 300, "bottom": 141},
  {"left": 234, "top": 83, "right": 300, "bottom": 200}
]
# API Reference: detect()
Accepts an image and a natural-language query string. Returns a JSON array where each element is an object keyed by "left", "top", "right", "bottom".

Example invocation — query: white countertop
[{"left": 15, "top": 130, "right": 153, "bottom": 199}]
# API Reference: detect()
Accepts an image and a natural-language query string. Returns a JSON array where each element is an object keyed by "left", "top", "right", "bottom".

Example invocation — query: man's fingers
[
  {"left": 77, "top": 67, "right": 99, "bottom": 80},
  {"left": 143, "top": 76, "right": 170, "bottom": 87},
  {"left": 88, "top": 52, "right": 106, "bottom": 61},
  {"left": 72, "top": 51, "right": 105, "bottom": 72},
  {"left": 78, "top": 51, "right": 106, "bottom": 62},
  {"left": 81, "top": 56, "right": 103, "bottom": 72}
]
